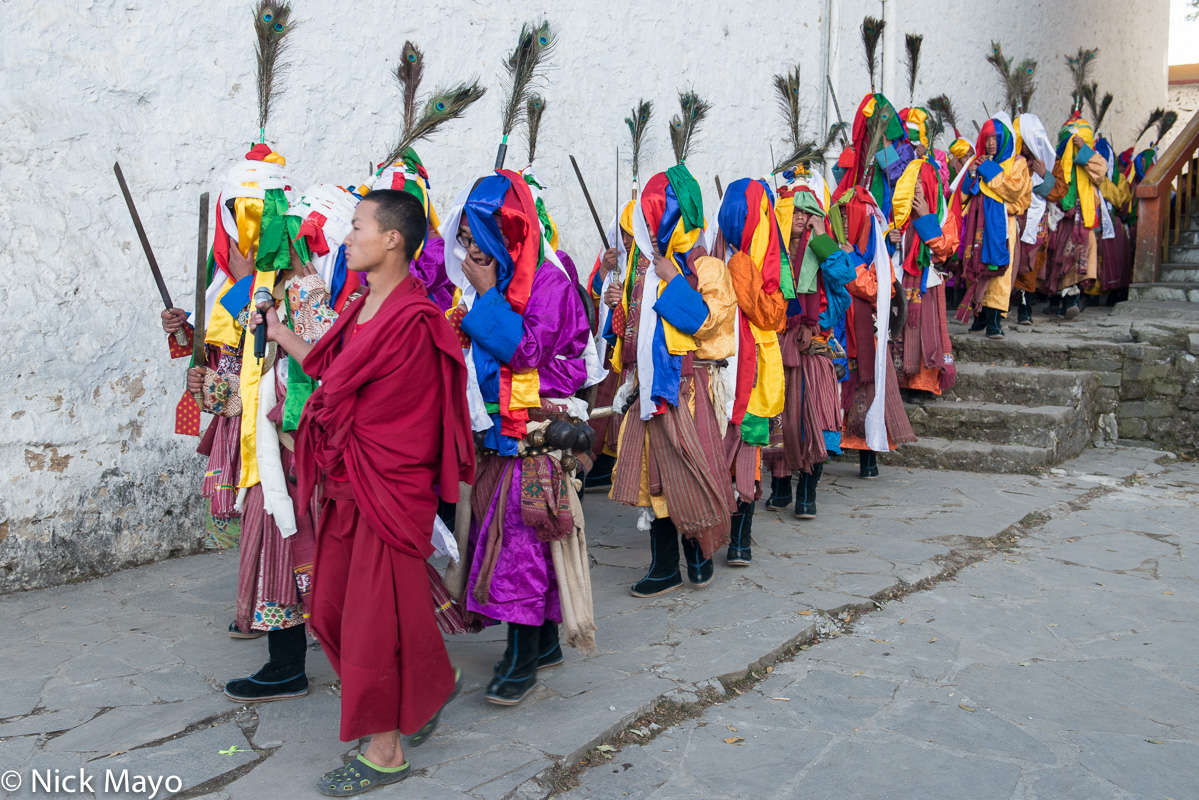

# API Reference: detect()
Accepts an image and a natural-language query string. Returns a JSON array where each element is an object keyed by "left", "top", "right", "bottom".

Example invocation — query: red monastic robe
[{"left": 297, "top": 276, "right": 475, "bottom": 741}]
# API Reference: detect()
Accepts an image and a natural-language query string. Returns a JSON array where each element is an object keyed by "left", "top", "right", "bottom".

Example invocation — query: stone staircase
[
  {"left": 1130, "top": 214, "right": 1199, "bottom": 302},
  {"left": 881, "top": 361, "right": 1098, "bottom": 474}
]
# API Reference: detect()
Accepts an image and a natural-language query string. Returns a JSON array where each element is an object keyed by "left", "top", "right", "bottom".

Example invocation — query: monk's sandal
[
  {"left": 404, "top": 667, "right": 462, "bottom": 748},
  {"left": 317, "top": 755, "right": 410, "bottom": 797}
]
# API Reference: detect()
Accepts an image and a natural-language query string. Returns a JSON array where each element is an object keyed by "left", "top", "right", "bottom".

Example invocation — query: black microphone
[{"left": 253, "top": 286, "right": 274, "bottom": 360}]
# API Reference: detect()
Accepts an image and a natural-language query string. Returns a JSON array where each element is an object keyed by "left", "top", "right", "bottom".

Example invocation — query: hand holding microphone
[{"left": 252, "top": 286, "right": 274, "bottom": 360}]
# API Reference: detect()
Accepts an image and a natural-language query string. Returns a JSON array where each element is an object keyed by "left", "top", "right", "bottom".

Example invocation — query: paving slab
[
  {"left": 557, "top": 457, "right": 1199, "bottom": 800},
  {"left": 0, "top": 445, "right": 1177, "bottom": 799}
]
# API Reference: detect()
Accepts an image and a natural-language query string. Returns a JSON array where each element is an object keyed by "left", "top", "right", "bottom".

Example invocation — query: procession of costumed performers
[{"left": 144, "top": 5, "right": 1170, "bottom": 794}]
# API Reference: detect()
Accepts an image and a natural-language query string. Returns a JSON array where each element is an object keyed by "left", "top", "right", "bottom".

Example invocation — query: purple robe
[
  {"left": 464, "top": 264, "right": 590, "bottom": 625},
  {"left": 411, "top": 232, "right": 455, "bottom": 312}
]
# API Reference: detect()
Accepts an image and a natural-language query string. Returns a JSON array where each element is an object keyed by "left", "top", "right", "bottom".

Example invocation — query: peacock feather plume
[
  {"left": 773, "top": 64, "right": 803, "bottom": 151},
  {"left": 253, "top": 0, "right": 295, "bottom": 136},
  {"left": 986, "top": 41, "right": 1022, "bottom": 118},
  {"left": 927, "top": 94, "right": 961, "bottom": 138},
  {"left": 861, "top": 16, "right": 885, "bottom": 93},
  {"left": 625, "top": 100, "right": 653, "bottom": 183},
  {"left": 381, "top": 81, "right": 486, "bottom": 169},
  {"left": 669, "top": 89, "right": 710, "bottom": 165},
  {"left": 526, "top": 94, "right": 546, "bottom": 164},
  {"left": 500, "top": 20, "right": 556, "bottom": 139},
  {"left": 1083, "top": 84, "right": 1113, "bottom": 131},
  {"left": 395, "top": 41, "right": 425, "bottom": 139},
  {"left": 773, "top": 123, "right": 844, "bottom": 174},
  {"left": 1014, "top": 58, "right": 1037, "bottom": 114},
  {"left": 1134, "top": 108, "right": 1165, "bottom": 145},
  {"left": 1157, "top": 110, "right": 1179, "bottom": 143},
  {"left": 904, "top": 34, "right": 923, "bottom": 104},
  {"left": 1065, "top": 47, "right": 1099, "bottom": 113}
]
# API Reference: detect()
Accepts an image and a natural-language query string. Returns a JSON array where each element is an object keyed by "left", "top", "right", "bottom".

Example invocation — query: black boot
[
  {"left": 584, "top": 452, "right": 616, "bottom": 492},
  {"left": 859, "top": 450, "right": 879, "bottom": 479},
  {"left": 536, "top": 621, "right": 563, "bottom": 671},
  {"left": 1017, "top": 291, "right": 1033, "bottom": 326},
  {"left": 969, "top": 312, "right": 987, "bottom": 333},
  {"left": 224, "top": 623, "right": 309, "bottom": 702},
  {"left": 794, "top": 471, "right": 814, "bottom": 519},
  {"left": 985, "top": 307, "right": 1005, "bottom": 339},
  {"left": 681, "top": 535, "right": 714, "bottom": 587},
  {"left": 486, "top": 623, "right": 540, "bottom": 706},
  {"left": 764, "top": 475, "right": 792, "bottom": 511},
  {"left": 796, "top": 463, "right": 823, "bottom": 518},
  {"left": 1061, "top": 292, "right": 1080, "bottom": 320},
  {"left": 727, "top": 500, "right": 754, "bottom": 566},
  {"left": 631, "top": 517, "right": 683, "bottom": 597}
]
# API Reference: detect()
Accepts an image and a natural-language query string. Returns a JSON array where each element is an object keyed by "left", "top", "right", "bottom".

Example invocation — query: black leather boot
[
  {"left": 681, "top": 535, "right": 714, "bottom": 587},
  {"left": 486, "top": 623, "right": 540, "bottom": 706},
  {"left": 536, "top": 621, "right": 563, "bottom": 670},
  {"left": 796, "top": 463, "right": 823, "bottom": 518},
  {"left": 859, "top": 450, "right": 879, "bottom": 479},
  {"left": 764, "top": 475, "right": 793, "bottom": 511},
  {"left": 1017, "top": 291, "right": 1033, "bottom": 325},
  {"left": 810, "top": 462, "right": 823, "bottom": 511},
  {"left": 985, "top": 307, "right": 1005, "bottom": 339},
  {"left": 727, "top": 500, "right": 754, "bottom": 566},
  {"left": 794, "top": 471, "right": 814, "bottom": 518},
  {"left": 631, "top": 517, "right": 683, "bottom": 597},
  {"left": 224, "top": 623, "right": 309, "bottom": 702}
]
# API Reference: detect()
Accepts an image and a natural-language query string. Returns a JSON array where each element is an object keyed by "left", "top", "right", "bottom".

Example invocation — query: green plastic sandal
[{"left": 316, "top": 754, "right": 410, "bottom": 797}]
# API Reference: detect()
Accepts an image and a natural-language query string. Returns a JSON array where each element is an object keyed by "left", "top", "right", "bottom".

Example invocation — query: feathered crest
[
  {"left": 1134, "top": 108, "right": 1165, "bottom": 145},
  {"left": 1065, "top": 47, "right": 1099, "bottom": 112},
  {"left": 1014, "top": 58, "right": 1037, "bottom": 114},
  {"left": 861, "top": 16, "right": 885, "bottom": 92},
  {"left": 904, "top": 34, "right": 923, "bottom": 104},
  {"left": 1157, "top": 110, "right": 1179, "bottom": 143},
  {"left": 669, "top": 90, "right": 710, "bottom": 165},
  {"left": 253, "top": 1, "right": 295, "bottom": 134},
  {"left": 986, "top": 42, "right": 1022, "bottom": 118},
  {"left": 526, "top": 95, "right": 545, "bottom": 163},
  {"left": 1083, "top": 84, "right": 1113, "bottom": 131},
  {"left": 773, "top": 64, "right": 803, "bottom": 150},
  {"left": 624, "top": 100, "right": 653, "bottom": 184},
  {"left": 925, "top": 110, "right": 946, "bottom": 149},
  {"left": 395, "top": 41, "right": 425, "bottom": 138},
  {"left": 381, "top": 81, "right": 486, "bottom": 169},
  {"left": 625, "top": 100, "right": 653, "bottom": 183},
  {"left": 500, "top": 20, "right": 556, "bottom": 138},
  {"left": 927, "top": 94, "right": 960, "bottom": 138},
  {"left": 773, "top": 123, "right": 844, "bottom": 174}
]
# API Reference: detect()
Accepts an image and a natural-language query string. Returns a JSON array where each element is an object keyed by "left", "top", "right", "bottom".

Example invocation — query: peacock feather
[
  {"left": 861, "top": 16, "right": 885, "bottom": 93},
  {"left": 669, "top": 90, "right": 710, "bottom": 165},
  {"left": 253, "top": 0, "right": 295, "bottom": 135},
  {"left": 625, "top": 100, "right": 653, "bottom": 183}
]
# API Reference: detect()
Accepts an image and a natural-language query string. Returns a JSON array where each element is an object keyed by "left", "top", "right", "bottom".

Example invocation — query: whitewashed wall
[{"left": 0, "top": 0, "right": 1169, "bottom": 591}]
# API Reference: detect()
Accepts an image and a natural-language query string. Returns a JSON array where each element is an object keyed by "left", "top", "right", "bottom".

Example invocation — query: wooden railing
[{"left": 1133, "top": 109, "right": 1199, "bottom": 285}]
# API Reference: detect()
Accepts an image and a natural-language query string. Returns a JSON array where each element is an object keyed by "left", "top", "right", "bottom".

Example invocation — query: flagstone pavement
[{"left": 0, "top": 444, "right": 1192, "bottom": 799}]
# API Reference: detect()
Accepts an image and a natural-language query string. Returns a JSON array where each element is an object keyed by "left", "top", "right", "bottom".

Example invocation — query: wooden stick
[
  {"left": 569, "top": 155, "right": 610, "bottom": 249},
  {"left": 114, "top": 162, "right": 187, "bottom": 348}
]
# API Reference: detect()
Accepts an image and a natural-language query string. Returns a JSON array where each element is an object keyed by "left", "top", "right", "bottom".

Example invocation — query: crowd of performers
[{"left": 152, "top": 5, "right": 1174, "bottom": 796}]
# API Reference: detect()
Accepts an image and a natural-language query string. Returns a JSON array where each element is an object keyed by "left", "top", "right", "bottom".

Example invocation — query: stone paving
[
  {"left": 560, "top": 453, "right": 1199, "bottom": 800},
  {"left": 0, "top": 445, "right": 1179, "bottom": 799}
]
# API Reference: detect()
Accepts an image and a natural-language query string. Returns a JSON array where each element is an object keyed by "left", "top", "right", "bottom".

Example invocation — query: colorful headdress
[
  {"left": 287, "top": 183, "right": 361, "bottom": 312},
  {"left": 621, "top": 166, "right": 707, "bottom": 418},
  {"left": 833, "top": 92, "right": 905, "bottom": 201},
  {"left": 718, "top": 179, "right": 791, "bottom": 442},
  {"left": 1056, "top": 115, "right": 1099, "bottom": 227},
  {"left": 370, "top": 147, "right": 440, "bottom": 258},
  {"left": 901, "top": 106, "right": 932, "bottom": 151}
]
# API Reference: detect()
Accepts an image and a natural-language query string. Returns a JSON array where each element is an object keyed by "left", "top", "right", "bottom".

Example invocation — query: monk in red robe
[{"left": 254, "top": 189, "right": 475, "bottom": 796}]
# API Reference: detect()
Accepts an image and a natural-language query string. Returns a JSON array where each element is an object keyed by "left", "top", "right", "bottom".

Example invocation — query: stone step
[
  {"left": 1168, "top": 243, "right": 1199, "bottom": 263},
  {"left": 940, "top": 363, "right": 1097, "bottom": 407},
  {"left": 950, "top": 330, "right": 1131, "bottom": 371},
  {"left": 1128, "top": 283, "right": 1199, "bottom": 303},
  {"left": 1160, "top": 265, "right": 1199, "bottom": 283},
  {"left": 905, "top": 400, "right": 1090, "bottom": 453},
  {"left": 877, "top": 436, "right": 1052, "bottom": 474}
]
